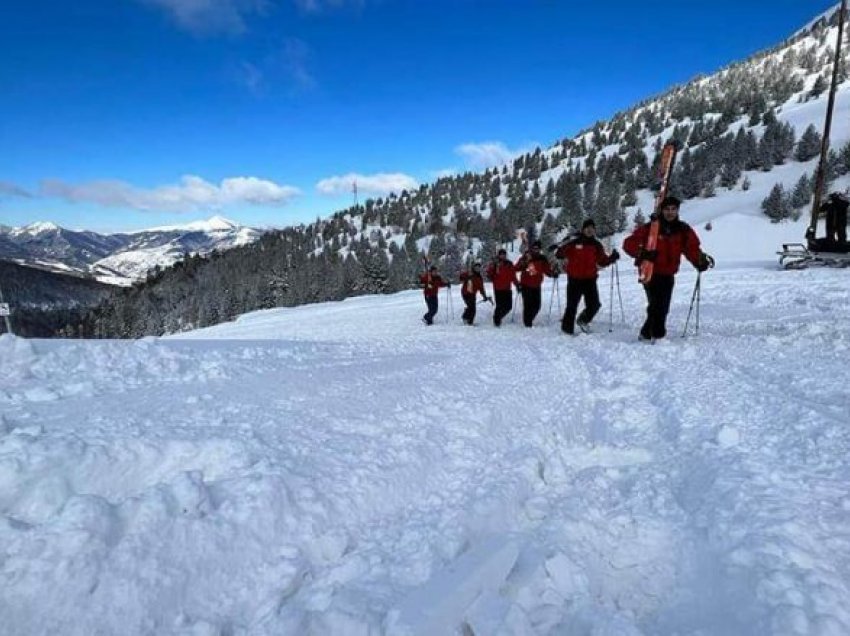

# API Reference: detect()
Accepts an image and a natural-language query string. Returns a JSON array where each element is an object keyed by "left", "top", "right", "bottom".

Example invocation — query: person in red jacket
[
  {"left": 485, "top": 248, "right": 520, "bottom": 327},
  {"left": 555, "top": 218, "right": 619, "bottom": 335},
  {"left": 458, "top": 261, "right": 490, "bottom": 325},
  {"left": 419, "top": 264, "right": 448, "bottom": 325},
  {"left": 514, "top": 240, "right": 555, "bottom": 327},
  {"left": 623, "top": 196, "right": 713, "bottom": 341}
]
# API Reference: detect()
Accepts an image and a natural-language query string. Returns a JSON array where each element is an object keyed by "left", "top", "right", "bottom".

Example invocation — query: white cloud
[
  {"left": 0, "top": 181, "right": 32, "bottom": 198},
  {"left": 294, "top": 0, "right": 364, "bottom": 14},
  {"left": 237, "top": 61, "right": 265, "bottom": 94},
  {"left": 140, "top": 0, "right": 269, "bottom": 36},
  {"left": 141, "top": 0, "right": 362, "bottom": 35},
  {"left": 455, "top": 141, "right": 538, "bottom": 170},
  {"left": 430, "top": 168, "right": 459, "bottom": 180},
  {"left": 41, "top": 175, "right": 300, "bottom": 212},
  {"left": 237, "top": 38, "right": 316, "bottom": 94},
  {"left": 316, "top": 172, "right": 418, "bottom": 197},
  {"left": 281, "top": 38, "right": 317, "bottom": 90}
]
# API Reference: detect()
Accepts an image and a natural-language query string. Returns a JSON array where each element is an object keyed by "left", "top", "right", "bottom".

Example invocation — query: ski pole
[
  {"left": 682, "top": 272, "right": 702, "bottom": 337},
  {"left": 547, "top": 278, "right": 557, "bottom": 324},
  {"left": 694, "top": 273, "right": 701, "bottom": 335},
  {"left": 608, "top": 264, "right": 615, "bottom": 333},
  {"left": 615, "top": 262, "right": 625, "bottom": 323},
  {"left": 555, "top": 275, "right": 561, "bottom": 312}
]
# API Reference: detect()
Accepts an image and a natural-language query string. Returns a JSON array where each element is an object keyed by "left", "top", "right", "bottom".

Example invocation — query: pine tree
[
  {"left": 761, "top": 183, "right": 793, "bottom": 222},
  {"left": 838, "top": 140, "right": 850, "bottom": 176},
  {"left": 795, "top": 124, "right": 822, "bottom": 162},
  {"left": 582, "top": 167, "right": 597, "bottom": 216},
  {"left": 790, "top": 173, "right": 813, "bottom": 209},
  {"left": 809, "top": 74, "right": 828, "bottom": 99}
]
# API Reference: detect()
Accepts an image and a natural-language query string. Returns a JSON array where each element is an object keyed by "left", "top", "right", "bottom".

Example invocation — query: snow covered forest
[{"left": 63, "top": 6, "right": 850, "bottom": 338}]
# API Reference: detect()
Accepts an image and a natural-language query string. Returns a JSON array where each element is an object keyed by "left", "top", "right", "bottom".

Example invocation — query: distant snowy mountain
[{"left": 0, "top": 217, "right": 265, "bottom": 284}]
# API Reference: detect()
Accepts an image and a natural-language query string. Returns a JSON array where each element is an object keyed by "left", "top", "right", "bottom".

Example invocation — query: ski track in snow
[{"left": 1, "top": 267, "right": 849, "bottom": 635}]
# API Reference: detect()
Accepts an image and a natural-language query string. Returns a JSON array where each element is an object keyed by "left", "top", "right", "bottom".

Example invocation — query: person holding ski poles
[
  {"left": 622, "top": 196, "right": 713, "bottom": 341},
  {"left": 514, "top": 240, "right": 555, "bottom": 327},
  {"left": 419, "top": 264, "right": 448, "bottom": 325},
  {"left": 486, "top": 248, "right": 520, "bottom": 327},
  {"left": 458, "top": 261, "right": 490, "bottom": 326},
  {"left": 554, "top": 218, "right": 619, "bottom": 335}
]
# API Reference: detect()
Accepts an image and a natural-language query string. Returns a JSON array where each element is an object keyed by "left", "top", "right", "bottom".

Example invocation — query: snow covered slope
[
  {"left": 2, "top": 258, "right": 848, "bottom": 634},
  {"left": 0, "top": 216, "right": 263, "bottom": 284}
]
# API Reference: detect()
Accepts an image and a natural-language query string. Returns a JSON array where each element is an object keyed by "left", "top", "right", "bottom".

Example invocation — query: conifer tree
[
  {"left": 761, "top": 183, "right": 793, "bottom": 222},
  {"left": 795, "top": 124, "right": 822, "bottom": 162},
  {"left": 790, "top": 173, "right": 813, "bottom": 209}
]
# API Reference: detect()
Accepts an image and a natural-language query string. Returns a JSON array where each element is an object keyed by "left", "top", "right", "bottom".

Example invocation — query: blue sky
[{"left": 0, "top": 0, "right": 836, "bottom": 233}]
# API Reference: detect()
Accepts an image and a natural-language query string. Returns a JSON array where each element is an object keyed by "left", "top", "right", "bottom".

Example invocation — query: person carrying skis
[
  {"left": 623, "top": 196, "right": 713, "bottom": 341},
  {"left": 555, "top": 218, "right": 619, "bottom": 335},
  {"left": 419, "top": 264, "right": 448, "bottom": 325},
  {"left": 514, "top": 240, "right": 555, "bottom": 327},
  {"left": 458, "top": 261, "right": 490, "bottom": 325},
  {"left": 486, "top": 248, "right": 520, "bottom": 327}
]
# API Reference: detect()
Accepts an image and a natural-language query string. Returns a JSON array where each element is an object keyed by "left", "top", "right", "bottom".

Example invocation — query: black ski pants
[
  {"left": 521, "top": 286, "right": 542, "bottom": 327},
  {"left": 640, "top": 274, "right": 675, "bottom": 339},
  {"left": 493, "top": 289, "right": 513, "bottom": 326},
  {"left": 826, "top": 204, "right": 848, "bottom": 243},
  {"left": 423, "top": 295, "right": 438, "bottom": 325},
  {"left": 461, "top": 293, "right": 477, "bottom": 324},
  {"left": 836, "top": 206, "right": 847, "bottom": 243},
  {"left": 562, "top": 277, "right": 601, "bottom": 334}
]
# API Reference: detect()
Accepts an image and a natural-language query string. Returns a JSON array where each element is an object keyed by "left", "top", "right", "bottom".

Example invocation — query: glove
[
  {"left": 547, "top": 244, "right": 559, "bottom": 252},
  {"left": 446, "top": 283, "right": 452, "bottom": 289},
  {"left": 610, "top": 248, "right": 620, "bottom": 262},
  {"left": 516, "top": 284, "right": 523, "bottom": 293},
  {"left": 638, "top": 248, "right": 657, "bottom": 262},
  {"left": 696, "top": 252, "right": 714, "bottom": 272},
  {"left": 552, "top": 271, "right": 560, "bottom": 278}
]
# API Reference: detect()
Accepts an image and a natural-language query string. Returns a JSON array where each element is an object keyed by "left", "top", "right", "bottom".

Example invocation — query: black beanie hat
[
  {"left": 660, "top": 195, "right": 681, "bottom": 209},
  {"left": 581, "top": 218, "right": 596, "bottom": 230}
]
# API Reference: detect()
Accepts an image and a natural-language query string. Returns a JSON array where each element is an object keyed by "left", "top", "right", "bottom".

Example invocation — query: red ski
[{"left": 639, "top": 142, "right": 679, "bottom": 285}]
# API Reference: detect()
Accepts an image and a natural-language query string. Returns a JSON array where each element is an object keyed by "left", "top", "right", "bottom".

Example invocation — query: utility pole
[{"left": 808, "top": 0, "right": 847, "bottom": 239}]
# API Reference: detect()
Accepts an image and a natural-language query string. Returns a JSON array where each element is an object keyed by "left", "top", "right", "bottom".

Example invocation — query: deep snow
[{"left": 1, "top": 247, "right": 849, "bottom": 635}]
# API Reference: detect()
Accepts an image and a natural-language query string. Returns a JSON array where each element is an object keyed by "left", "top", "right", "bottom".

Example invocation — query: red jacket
[
  {"left": 419, "top": 272, "right": 446, "bottom": 298},
  {"left": 459, "top": 271, "right": 486, "bottom": 297},
  {"left": 486, "top": 259, "right": 518, "bottom": 291},
  {"left": 623, "top": 218, "right": 702, "bottom": 276},
  {"left": 514, "top": 253, "right": 553, "bottom": 288},
  {"left": 556, "top": 236, "right": 614, "bottom": 279}
]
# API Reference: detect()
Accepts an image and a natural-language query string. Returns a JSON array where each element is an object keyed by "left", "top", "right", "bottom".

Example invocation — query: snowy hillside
[
  {"left": 92, "top": 217, "right": 262, "bottom": 283},
  {"left": 2, "top": 249, "right": 849, "bottom": 633},
  {"left": 0, "top": 216, "right": 263, "bottom": 284}
]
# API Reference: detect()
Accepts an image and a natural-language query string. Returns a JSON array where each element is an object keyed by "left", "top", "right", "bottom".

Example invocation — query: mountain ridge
[{"left": 0, "top": 216, "right": 265, "bottom": 284}]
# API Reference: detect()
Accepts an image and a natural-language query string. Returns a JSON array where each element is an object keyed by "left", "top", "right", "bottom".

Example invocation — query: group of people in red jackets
[{"left": 419, "top": 196, "right": 713, "bottom": 340}]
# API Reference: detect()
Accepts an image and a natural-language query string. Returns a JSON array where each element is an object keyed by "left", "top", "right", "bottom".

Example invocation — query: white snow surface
[
  {"left": 136, "top": 215, "right": 242, "bottom": 234},
  {"left": 2, "top": 255, "right": 850, "bottom": 635}
]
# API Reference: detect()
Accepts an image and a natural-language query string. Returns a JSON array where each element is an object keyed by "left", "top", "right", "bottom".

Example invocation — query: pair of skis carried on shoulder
[{"left": 638, "top": 141, "right": 679, "bottom": 285}]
